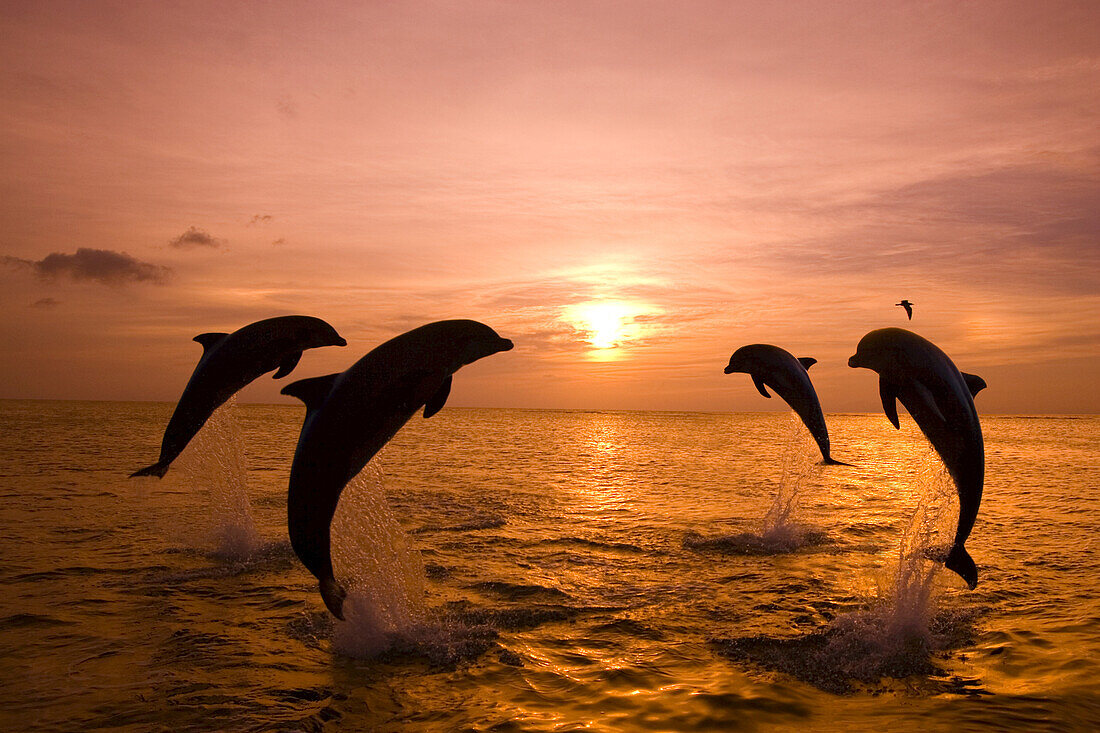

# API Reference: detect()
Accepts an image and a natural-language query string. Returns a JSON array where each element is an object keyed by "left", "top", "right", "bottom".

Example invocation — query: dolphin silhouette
[
  {"left": 724, "top": 344, "right": 851, "bottom": 466},
  {"left": 848, "top": 327, "right": 987, "bottom": 589},
  {"left": 280, "top": 319, "right": 514, "bottom": 619},
  {"left": 131, "top": 315, "right": 346, "bottom": 478}
]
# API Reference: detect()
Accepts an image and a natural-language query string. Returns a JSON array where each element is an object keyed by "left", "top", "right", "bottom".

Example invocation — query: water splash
[
  {"left": 175, "top": 396, "right": 261, "bottom": 560},
  {"left": 330, "top": 459, "right": 429, "bottom": 657},
  {"left": 759, "top": 413, "right": 824, "bottom": 545},
  {"left": 686, "top": 413, "right": 827, "bottom": 554},
  {"left": 715, "top": 451, "right": 976, "bottom": 693},
  {"left": 808, "top": 456, "right": 967, "bottom": 687}
]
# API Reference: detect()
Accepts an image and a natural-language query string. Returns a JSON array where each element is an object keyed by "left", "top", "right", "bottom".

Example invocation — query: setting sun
[{"left": 564, "top": 301, "right": 653, "bottom": 356}]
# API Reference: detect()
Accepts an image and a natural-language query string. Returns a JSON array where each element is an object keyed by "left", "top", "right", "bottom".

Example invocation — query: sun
[{"left": 564, "top": 301, "right": 651, "bottom": 357}]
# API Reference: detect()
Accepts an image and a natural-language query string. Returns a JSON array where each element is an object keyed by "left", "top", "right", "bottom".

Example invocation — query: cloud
[
  {"left": 760, "top": 151, "right": 1100, "bottom": 297},
  {"left": 3, "top": 248, "right": 171, "bottom": 286},
  {"left": 30, "top": 297, "right": 60, "bottom": 308},
  {"left": 249, "top": 214, "right": 273, "bottom": 225},
  {"left": 272, "top": 237, "right": 287, "bottom": 246},
  {"left": 168, "top": 226, "right": 223, "bottom": 249}
]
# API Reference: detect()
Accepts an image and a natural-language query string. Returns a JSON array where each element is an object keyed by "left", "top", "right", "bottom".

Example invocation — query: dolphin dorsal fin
[
  {"left": 798, "top": 357, "right": 817, "bottom": 370},
  {"left": 193, "top": 332, "right": 228, "bottom": 355},
  {"left": 879, "top": 378, "right": 901, "bottom": 429},
  {"left": 423, "top": 374, "right": 452, "bottom": 419},
  {"left": 751, "top": 375, "right": 771, "bottom": 398},
  {"left": 281, "top": 373, "right": 339, "bottom": 416},
  {"left": 962, "top": 372, "right": 987, "bottom": 397}
]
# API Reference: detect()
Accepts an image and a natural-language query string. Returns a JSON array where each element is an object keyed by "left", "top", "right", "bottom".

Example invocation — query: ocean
[{"left": 1, "top": 400, "right": 1097, "bottom": 732}]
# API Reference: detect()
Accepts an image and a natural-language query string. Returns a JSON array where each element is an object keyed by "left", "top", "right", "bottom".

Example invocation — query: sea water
[{"left": 1, "top": 400, "right": 1098, "bottom": 731}]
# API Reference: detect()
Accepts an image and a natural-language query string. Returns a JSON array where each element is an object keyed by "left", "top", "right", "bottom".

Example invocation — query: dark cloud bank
[{"left": 3, "top": 248, "right": 171, "bottom": 286}]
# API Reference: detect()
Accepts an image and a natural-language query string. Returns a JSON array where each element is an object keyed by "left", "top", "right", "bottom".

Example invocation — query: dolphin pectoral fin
[
  {"left": 821, "top": 457, "right": 854, "bottom": 467},
  {"left": 945, "top": 544, "right": 978, "bottom": 590},
  {"left": 798, "top": 357, "right": 817, "bottom": 370},
  {"left": 879, "top": 378, "right": 900, "bottom": 429},
  {"left": 281, "top": 373, "right": 339, "bottom": 416},
  {"left": 751, "top": 375, "right": 771, "bottom": 398},
  {"left": 319, "top": 576, "right": 348, "bottom": 620},
  {"left": 193, "top": 332, "right": 229, "bottom": 355},
  {"left": 423, "top": 374, "right": 452, "bottom": 419},
  {"left": 272, "top": 350, "right": 303, "bottom": 379},
  {"left": 962, "top": 372, "right": 987, "bottom": 397}
]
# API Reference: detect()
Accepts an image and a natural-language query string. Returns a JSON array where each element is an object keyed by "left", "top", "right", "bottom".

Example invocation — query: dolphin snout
[
  {"left": 334, "top": 337, "right": 348, "bottom": 347},
  {"left": 498, "top": 338, "right": 514, "bottom": 352},
  {"left": 847, "top": 354, "right": 860, "bottom": 368},
  {"left": 723, "top": 365, "right": 735, "bottom": 374}
]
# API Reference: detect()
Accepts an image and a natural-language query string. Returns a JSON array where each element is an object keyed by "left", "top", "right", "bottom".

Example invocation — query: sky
[{"left": 1, "top": 0, "right": 1098, "bottom": 413}]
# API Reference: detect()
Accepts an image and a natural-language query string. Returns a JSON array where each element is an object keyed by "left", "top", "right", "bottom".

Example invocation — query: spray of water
[
  {"left": 758, "top": 412, "right": 824, "bottom": 546},
  {"left": 715, "top": 451, "right": 972, "bottom": 692},
  {"left": 330, "top": 458, "right": 429, "bottom": 657},
  {"left": 684, "top": 412, "right": 827, "bottom": 554},
  {"left": 175, "top": 395, "right": 261, "bottom": 560},
  {"left": 818, "top": 453, "right": 959, "bottom": 681}
]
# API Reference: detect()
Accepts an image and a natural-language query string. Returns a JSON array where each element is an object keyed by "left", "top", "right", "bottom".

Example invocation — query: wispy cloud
[
  {"left": 168, "top": 226, "right": 223, "bottom": 249},
  {"left": 29, "top": 297, "right": 60, "bottom": 308},
  {"left": 249, "top": 214, "right": 273, "bottom": 225}
]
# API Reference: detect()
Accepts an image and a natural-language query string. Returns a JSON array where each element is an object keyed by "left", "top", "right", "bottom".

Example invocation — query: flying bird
[{"left": 896, "top": 300, "right": 914, "bottom": 320}]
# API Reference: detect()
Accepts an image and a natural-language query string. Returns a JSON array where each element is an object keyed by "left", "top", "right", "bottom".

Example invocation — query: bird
[{"left": 896, "top": 300, "right": 914, "bottom": 320}]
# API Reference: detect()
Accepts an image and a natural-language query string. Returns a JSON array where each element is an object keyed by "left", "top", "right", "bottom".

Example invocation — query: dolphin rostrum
[
  {"left": 131, "top": 315, "right": 347, "bottom": 478},
  {"left": 280, "top": 319, "right": 514, "bottom": 619},
  {"left": 724, "top": 344, "right": 851, "bottom": 466},
  {"left": 848, "top": 327, "right": 987, "bottom": 589}
]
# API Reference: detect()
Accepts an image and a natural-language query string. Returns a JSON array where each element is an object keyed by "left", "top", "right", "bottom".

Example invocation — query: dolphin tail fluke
[
  {"left": 130, "top": 461, "right": 169, "bottom": 479},
  {"left": 320, "top": 576, "right": 348, "bottom": 620},
  {"left": 944, "top": 544, "right": 978, "bottom": 590},
  {"left": 821, "top": 457, "right": 854, "bottom": 467}
]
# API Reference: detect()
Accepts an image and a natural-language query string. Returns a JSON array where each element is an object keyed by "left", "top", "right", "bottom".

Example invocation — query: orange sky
[{"left": 2, "top": 1, "right": 1098, "bottom": 413}]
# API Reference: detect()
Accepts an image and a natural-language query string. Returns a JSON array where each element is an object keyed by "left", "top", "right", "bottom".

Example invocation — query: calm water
[{"left": 1, "top": 400, "right": 1098, "bottom": 732}]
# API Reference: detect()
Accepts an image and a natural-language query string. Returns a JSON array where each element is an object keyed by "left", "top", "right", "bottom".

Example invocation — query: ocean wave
[
  {"left": 683, "top": 525, "right": 831, "bottom": 555},
  {"left": 468, "top": 580, "right": 572, "bottom": 602},
  {"left": 0, "top": 612, "right": 70, "bottom": 629},
  {"left": 535, "top": 537, "right": 648, "bottom": 554},
  {"left": 413, "top": 515, "right": 507, "bottom": 534}
]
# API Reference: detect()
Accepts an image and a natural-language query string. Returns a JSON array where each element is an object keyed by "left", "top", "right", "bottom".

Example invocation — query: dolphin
[
  {"left": 280, "top": 319, "right": 514, "bottom": 619},
  {"left": 131, "top": 315, "right": 347, "bottom": 478},
  {"left": 724, "top": 344, "right": 851, "bottom": 466},
  {"left": 848, "top": 327, "right": 987, "bottom": 589}
]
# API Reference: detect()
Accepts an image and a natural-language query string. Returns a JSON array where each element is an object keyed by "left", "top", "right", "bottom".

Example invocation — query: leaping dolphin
[
  {"left": 896, "top": 300, "right": 914, "bottom": 320},
  {"left": 280, "top": 319, "right": 514, "bottom": 619},
  {"left": 131, "top": 315, "right": 347, "bottom": 478},
  {"left": 724, "top": 344, "right": 851, "bottom": 466},
  {"left": 848, "top": 327, "right": 986, "bottom": 589}
]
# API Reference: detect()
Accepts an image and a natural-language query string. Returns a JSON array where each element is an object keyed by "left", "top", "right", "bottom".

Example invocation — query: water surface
[{"left": 1, "top": 401, "right": 1097, "bottom": 731}]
